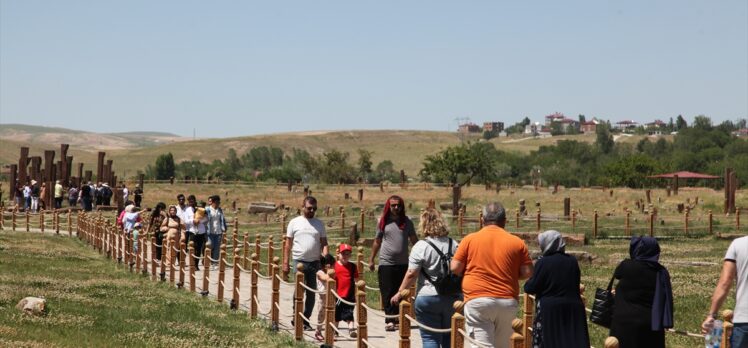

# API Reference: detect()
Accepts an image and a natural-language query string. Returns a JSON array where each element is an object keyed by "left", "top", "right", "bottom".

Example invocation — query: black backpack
[{"left": 423, "top": 238, "right": 462, "bottom": 296}]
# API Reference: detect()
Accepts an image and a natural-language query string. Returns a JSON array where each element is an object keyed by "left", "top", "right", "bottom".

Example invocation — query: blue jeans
[
  {"left": 733, "top": 322, "right": 748, "bottom": 348},
  {"left": 292, "top": 259, "right": 321, "bottom": 326},
  {"left": 208, "top": 234, "right": 222, "bottom": 265},
  {"left": 415, "top": 295, "right": 461, "bottom": 348}
]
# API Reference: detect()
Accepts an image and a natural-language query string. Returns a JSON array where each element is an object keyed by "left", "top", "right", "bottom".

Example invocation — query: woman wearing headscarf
[
  {"left": 609, "top": 236, "right": 673, "bottom": 348},
  {"left": 160, "top": 205, "right": 185, "bottom": 264},
  {"left": 369, "top": 195, "right": 418, "bottom": 331},
  {"left": 524, "top": 230, "right": 590, "bottom": 348},
  {"left": 149, "top": 202, "right": 167, "bottom": 261}
]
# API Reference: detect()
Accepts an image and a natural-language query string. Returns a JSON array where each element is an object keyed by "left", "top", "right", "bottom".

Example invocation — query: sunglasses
[
  {"left": 390, "top": 204, "right": 402, "bottom": 208},
  {"left": 305, "top": 206, "right": 318, "bottom": 211}
]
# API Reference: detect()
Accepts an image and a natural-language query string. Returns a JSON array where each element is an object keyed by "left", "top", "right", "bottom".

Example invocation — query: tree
[
  {"left": 595, "top": 124, "right": 615, "bottom": 154},
  {"left": 578, "top": 114, "right": 586, "bottom": 124},
  {"left": 676, "top": 114, "right": 688, "bottom": 130},
  {"left": 693, "top": 115, "right": 712, "bottom": 131},
  {"left": 154, "top": 153, "right": 175, "bottom": 180},
  {"left": 419, "top": 142, "right": 497, "bottom": 186},
  {"left": 357, "top": 149, "right": 373, "bottom": 179}
]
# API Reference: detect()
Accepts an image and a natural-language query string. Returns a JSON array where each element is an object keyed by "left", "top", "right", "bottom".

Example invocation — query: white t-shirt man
[
  {"left": 178, "top": 205, "right": 196, "bottom": 233},
  {"left": 726, "top": 236, "right": 748, "bottom": 323},
  {"left": 286, "top": 215, "right": 327, "bottom": 262}
]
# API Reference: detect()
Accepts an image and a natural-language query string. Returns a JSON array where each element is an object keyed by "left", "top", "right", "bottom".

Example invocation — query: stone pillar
[
  {"left": 452, "top": 184, "right": 461, "bottom": 218},
  {"left": 77, "top": 163, "right": 84, "bottom": 181},
  {"left": 60, "top": 144, "right": 70, "bottom": 184},
  {"left": 97, "top": 152, "right": 106, "bottom": 183},
  {"left": 84, "top": 170, "right": 92, "bottom": 184},
  {"left": 18, "top": 147, "right": 29, "bottom": 185},
  {"left": 65, "top": 156, "right": 73, "bottom": 185},
  {"left": 9, "top": 164, "right": 18, "bottom": 191},
  {"left": 30, "top": 157, "right": 42, "bottom": 183},
  {"left": 672, "top": 174, "right": 679, "bottom": 195}
]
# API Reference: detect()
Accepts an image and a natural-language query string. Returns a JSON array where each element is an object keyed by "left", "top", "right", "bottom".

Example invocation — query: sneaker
[
  {"left": 385, "top": 322, "right": 396, "bottom": 331},
  {"left": 314, "top": 331, "right": 324, "bottom": 342},
  {"left": 349, "top": 328, "right": 357, "bottom": 338},
  {"left": 303, "top": 323, "right": 314, "bottom": 331},
  {"left": 210, "top": 265, "right": 217, "bottom": 271}
]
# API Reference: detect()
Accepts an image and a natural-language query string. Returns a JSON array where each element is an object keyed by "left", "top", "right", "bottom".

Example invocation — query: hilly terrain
[{"left": 0, "top": 124, "right": 662, "bottom": 179}]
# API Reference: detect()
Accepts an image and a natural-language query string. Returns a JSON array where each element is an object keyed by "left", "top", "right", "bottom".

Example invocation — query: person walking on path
[
  {"left": 334, "top": 243, "right": 359, "bottom": 338},
  {"left": 369, "top": 195, "right": 418, "bottom": 331},
  {"left": 192, "top": 201, "right": 208, "bottom": 270},
  {"left": 523, "top": 230, "right": 589, "bottom": 348},
  {"left": 391, "top": 207, "right": 460, "bottom": 348},
  {"left": 176, "top": 194, "right": 194, "bottom": 264},
  {"left": 205, "top": 195, "right": 227, "bottom": 270},
  {"left": 160, "top": 205, "right": 185, "bottom": 265},
  {"left": 54, "top": 180, "right": 63, "bottom": 209},
  {"left": 67, "top": 184, "right": 78, "bottom": 208},
  {"left": 24, "top": 181, "right": 33, "bottom": 212},
  {"left": 450, "top": 202, "right": 533, "bottom": 348},
  {"left": 101, "top": 183, "right": 112, "bottom": 206},
  {"left": 609, "top": 236, "right": 673, "bottom": 348},
  {"left": 149, "top": 202, "right": 167, "bottom": 261},
  {"left": 38, "top": 182, "right": 47, "bottom": 211},
  {"left": 703, "top": 234, "right": 748, "bottom": 347},
  {"left": 283, "top": 196, "right": 329, "bottom": 331},
  {"left": 133, "top": 184, "right": 143, "bottom": 208}
]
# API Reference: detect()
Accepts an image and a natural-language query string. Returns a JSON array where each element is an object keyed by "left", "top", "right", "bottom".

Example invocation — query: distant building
[
  {"left": 483, "top": 122, "right": 504, "bottom": 133},
  {"left": 545, "top": 112, "right": 566, "bottom": 126},
  {"left": 524, "top": 122, "right": 541, "bottom": 135},
  {"left": 580, "top": 121, "right": 598, "bottom": 134},
  {"left": 646, "top": 120, "right": 666, "bottom": 128},
  {"left": 458, "top": 123, "right": 481, "bottom": 134},
  {"left": 615, "top": 120, "right": 639, "bottom": 131},
  {"left": 733, "top": 129, "right": 748, "bottom": 137}
]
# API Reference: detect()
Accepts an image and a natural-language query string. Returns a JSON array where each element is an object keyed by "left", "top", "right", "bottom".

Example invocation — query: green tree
[
  {"left": 595, "top": 124, "right": 615, "bottom": 154},
  {"left": 419, "top": 142, "right": 497, "bottom": 186},
  {"left": 676, "top": 114, "right": 688, "bottom": 130},
  {"left": 578, "top": 114, "right": 586, "bottom": 124},
  {"left": 154, "top": 153, "right": 175, "bottom": 180},
  {"left": 357, "top": 149, "right": 373, "bottom": 178}
]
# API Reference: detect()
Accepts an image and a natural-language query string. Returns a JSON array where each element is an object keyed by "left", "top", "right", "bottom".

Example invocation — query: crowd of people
[
  {"left": 282, "top": 194, "right": 748, "bottom": 348},
  {"left": 11, "top": 179, "right": 143, "bottom": 212}
]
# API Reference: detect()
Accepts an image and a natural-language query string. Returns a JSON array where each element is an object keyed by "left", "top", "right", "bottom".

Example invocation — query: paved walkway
[{"left": 1, "top": 226, "right": 422, "bottom": 348}]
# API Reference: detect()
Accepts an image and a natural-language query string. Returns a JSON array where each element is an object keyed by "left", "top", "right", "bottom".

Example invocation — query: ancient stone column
[
  {"left": 19, "top": 147, "right": 29, "bottom": 185},
  {"left": 97, "top": 152, "right": 106, "bottom": 184}
]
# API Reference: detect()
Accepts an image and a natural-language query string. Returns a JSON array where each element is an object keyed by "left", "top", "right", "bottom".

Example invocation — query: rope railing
[{"left": 18, "top": 211, "right": 743, "bottom": 348}]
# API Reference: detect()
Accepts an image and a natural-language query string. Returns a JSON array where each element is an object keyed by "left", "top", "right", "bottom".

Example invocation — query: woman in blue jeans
[{"left": 390, "top": 208, "right": 461, "bottom": 348}]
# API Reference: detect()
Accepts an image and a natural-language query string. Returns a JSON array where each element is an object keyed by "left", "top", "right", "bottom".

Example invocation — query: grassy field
[{"left": 0, "top": 231, "right": 310, "bottom": 348}]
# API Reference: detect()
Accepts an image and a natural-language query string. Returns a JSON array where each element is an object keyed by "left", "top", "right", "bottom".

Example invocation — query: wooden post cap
[
  {"left": 453, "top": 300, "right": 464, "bottom": 314},
  {"left": 357, "top": 246, "right": 364, "bottom": 253},
  {"left": 399, "top": 289, "right": 411, "bottom": 298},
  {"left": 356, "top": 280, "right": 365, "bottom": 289},
  {"left": 251, "top": 253, "right": 258, "bottom": 260},
  {"left": 723, "top": 309, "right": 734, "bottom": 322},
  {"left": 268, "top": 235, "right": 274, "bottom": 241},
  {"left": 511, "top": 318, "right": 523, "bottom": 333},
  {"left": 234, "top": 248, "right": 242, "bottom": 255},
  {"left": 604, "top": 336, "right": 619, "bottom": 348},
  {"left": 272, "top": 256, "right": 280, "bottom": 264},
  {"left": 296, "top": 263, "right": 304, "bottom": 272}
]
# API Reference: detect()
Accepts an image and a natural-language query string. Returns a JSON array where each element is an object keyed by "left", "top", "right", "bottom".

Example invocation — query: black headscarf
[{"left": 629, "top": 236, "right": 673, "bottom": 331}]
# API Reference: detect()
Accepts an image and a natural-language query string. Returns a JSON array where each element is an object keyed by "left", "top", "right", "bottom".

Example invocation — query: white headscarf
[{"left": 538, "top": 230, "right": 566, "bottom": 257}]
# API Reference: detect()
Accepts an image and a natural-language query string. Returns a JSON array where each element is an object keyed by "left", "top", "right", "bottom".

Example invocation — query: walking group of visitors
[
  {"left": 12, "top": 179, "right": 139, "bottom": 212},
  {"left": 281, "top": 194, "right": 748, "bottom": 348},
  {"left": 134, "top": 193, "right": 227, "bottom": 271}
]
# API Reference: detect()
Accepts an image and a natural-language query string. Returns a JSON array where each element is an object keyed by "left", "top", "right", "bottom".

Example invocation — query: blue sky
[{"left": 1, "top": 1, "right": 746, "bottom": 137}]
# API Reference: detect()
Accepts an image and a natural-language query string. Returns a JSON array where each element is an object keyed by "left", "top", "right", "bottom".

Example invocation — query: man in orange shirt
[{"left": 451, "top": 202, "right": 533, "bottom": 348}]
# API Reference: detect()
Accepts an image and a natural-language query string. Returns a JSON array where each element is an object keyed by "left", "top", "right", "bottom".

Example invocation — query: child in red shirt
[{"left": 334, "top": 243, "right": 358, "bottom": 338}]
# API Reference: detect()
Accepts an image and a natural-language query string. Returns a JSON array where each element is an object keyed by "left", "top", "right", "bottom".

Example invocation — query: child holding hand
[{"left": 334, "top": 243, "right": 358, "bottom": 338}]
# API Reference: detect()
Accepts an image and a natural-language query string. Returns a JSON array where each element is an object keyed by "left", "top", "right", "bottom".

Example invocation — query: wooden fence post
[
  {"left": 40, "top": 210, "right": 45, "bottom": 232},
  {"left": 649, "top": 211, "right": 655, "bottom": 237},
  {"left": 12, "top": 207, "right": 17, "bottom": 231},
  {"left": 178, "top": 241, "right": 186, "bottom": 288},
  {"left": 201, "top": 244, "right": 211, "bottom": 296},
  {"left": 684, "top": 208, "right": 690, "bottom": 236},
  {"left": 67, "top": 209, "right": 72, "bottom": 236},
  {"left": 250, "top": 253, "right": 258, "bottom": 318},
  {"left": 325, "top": 270, "right": 337, "bottom": 346},
  {"left": 722, "top": 309, "right": 734, "bottom": 348},
  {"left": 169, "top": 236, "right": 177, "bottom": 286},
  {"left": 160, "top": 238, "right": 167, "bottom": 282},
  {"left": 515, "top": 209, "right": 520, "bottom": 229},
  {"left": 151, "top": 236, "right": 157, "bottom": 280},
  {"left": 217, "top": 248, "right": 226, "bottom": 303},
  {"left": 399, "top": 289, "right": 412, "bottom": 348},
  {"left": 188, "top": 241, "right": 196, "bottom": 292},
  {"left": 737, "top": 208, "right": 741, "bottom": 231},
  {"left": 709, "top": 210, "right": 715, "bottom": 236},
  {"left": 294, "top": 263, "right": 304, "bottom": 341},
  {"left": 271, "top": 257, "right": 280, "bottom": 331},
  {"left": 356, "top": 280, "right": 368, "bottom": 348},
  {"left": 25, "top": 210, "right": 30, "bottom": 232},
  {"left": 625, "top": 210, "right": 631, "bottom": 236},
  {"left": 242, "top": 233, "right": 249, "bottom": 269},
  {"left": 450, "top": 301, "right": 465, "bottom": 348},
  {"left": 360, "top": 208, "right": 365, "bottom": 236},
  {"left": 523, "top": 293, "right": 534, "bottom": 348},
  {"left": 267, "top": 236, "right": 275, "bottom": 276},
  {"left": 55, "top": 209, "right": 60, "bottom": 234},
  {"left": 593, "top": 210, "right": 598, "bottom": 239},
  {"left": 510, "top": 318, "right": 525, "bottom": 348},
  {"left": 341, "top": 208, "right": 346, "bottom": 233},
  {"left": 232, "top": 249, "right": 241, "bottom": 310},
  {"left": 458, "top": 208, "right": 464, "bottom": 237}
]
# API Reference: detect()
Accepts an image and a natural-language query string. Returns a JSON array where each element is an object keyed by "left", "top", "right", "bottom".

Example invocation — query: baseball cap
[{"left": 338, "top": 243, "right": 353, "bottom": 253}]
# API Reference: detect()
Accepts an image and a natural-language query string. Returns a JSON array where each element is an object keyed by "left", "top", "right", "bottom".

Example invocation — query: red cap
[{"left": 338, "top": 243, "right": 353, "bottom": 253}]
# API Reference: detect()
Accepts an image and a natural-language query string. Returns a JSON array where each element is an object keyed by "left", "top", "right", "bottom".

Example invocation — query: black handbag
[{"left": 590, "top": 275, "right": 616, "bottom": 328}]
